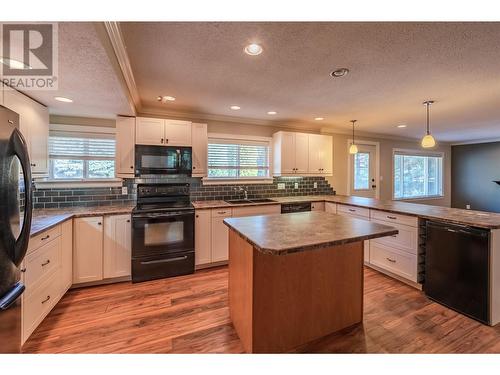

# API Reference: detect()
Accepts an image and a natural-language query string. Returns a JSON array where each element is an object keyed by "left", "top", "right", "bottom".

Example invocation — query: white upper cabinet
[
  {"left": 308, "top": 134, "right": 333, "bottom": 175},
  {"left": 3, "top": 88, "right": 49, "bottom": 175},
  {"left": 191, "top": 123, "right": 208, "bottom": 177},
  {"left": 115, "top": 116, "right": 136, "bottom": 176},
  {"left": 135, "top": 117, "right": 192, "bottom": 146},
  {"left": 273, "top": 131, "right": 332, "bottom": 176},
  {"left": 135, "top": 117, "right": 165, "bottom": 145},
  {"left": 164, "top": 119, "right": 192, "bottom": 146}
]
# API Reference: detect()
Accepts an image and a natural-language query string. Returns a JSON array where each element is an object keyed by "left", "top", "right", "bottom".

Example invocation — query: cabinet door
[
  {"left": 191, "top": 123, "right": 207, "bottom": 176},
  {"left": 4, "top": 88, "right": 49, "bottom": 175},
  {"left": 61, "top": 220, "right": 73, "bottom": 292},
  {"left": 135, "top": 117, "right": 164, "bottom": 145},
  {"left": 311, "top": 202, "right": 325, "bottom": 211},
  {"left": 294, "top": 133, "right": 309, "bottom": 174},
  {"left": 307, "top": 134, "right": 322, "bottom": 174},
  {"left": 195, "top": 210, "right": 211, "bottom": 265},
  {"left": 280, "top": 132, "right": 296, "bottom": 174},
  {"left": 211, "top": 210, "right": 232, "bottom": 263},
  {"left": 321, "top": 135, "right": 333, "bottom": 175},
  {"left": 103, "top": 215, "right": 131, "bottom": 279},
  {"left": 164, "top": 120, "right": 192, "bottom": 146},
  {"left": 73, "top": 216, "right": 103, "bottom": 284},
  {"left": 325, "top": 202, "right": 337, "bottom": 213},
  {"left": 115, "top": 116, "right": 136, "bottom": 176}
]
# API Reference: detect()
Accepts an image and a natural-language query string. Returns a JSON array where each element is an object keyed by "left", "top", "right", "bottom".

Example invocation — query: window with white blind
[
  {"left": 48, "top": 130, "right": 116, "bottom": 180},
  {"left": 393, "top": 149, "right": 444, "bottom": 200},
  {"left": 207, "top": 137, "right": 270, "bottom": 179}
]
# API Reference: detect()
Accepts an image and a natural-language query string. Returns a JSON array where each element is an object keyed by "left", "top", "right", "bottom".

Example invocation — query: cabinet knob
[
  {"left": 161, "top": 138, "right": 164, "bottom": 143},
  {"left": 30, "top": 163, "right": 36, "bottom": 167},
  {"left": 97, "top": 222, "right": 102, "bottom": 225},
  {"left": 196, "top": 215, "right": 199, "bottom": 218},
  {"left": 130, "top": 166, "right": 134, "bottom": 169},
  {"left": 193, "top": 166, "right": 196, "bottom": 169},
  {"left": 126, "top": 219, "right": 130, "bottom": 223},
  {"left": 20, "top": 268, "right": 26, "bottom": 273},
  {"left": 166, "top": 139, "right": 169, "bottom": 143}
]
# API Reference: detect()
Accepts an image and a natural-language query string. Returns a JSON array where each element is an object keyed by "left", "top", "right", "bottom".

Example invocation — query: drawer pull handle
[
  {"left": 391, "top": 235, "right": 398, "bottom": 238},
  {"left": 41, "top": 295, "right": 51, "bottom": 304},
  {"left": 386, "top": 257, "right": 396, "bottom": 263},
  {"left": 387, "top": 216, "right": 397, "bottom": 220},
  {"left": 140, "top": 256, "right": 187, "bottom": 265},
  {"left": 348, "top": 209, "right": 356, "bottom": 212},
  {"left": 41, "top": 235, "right": 50, "bottom": 240},
  {"left": 217, "top": 211, "right": 226, "bottom": 214},
  {"left": 41, "top": 260, "right": 50, "bottom": 267}
]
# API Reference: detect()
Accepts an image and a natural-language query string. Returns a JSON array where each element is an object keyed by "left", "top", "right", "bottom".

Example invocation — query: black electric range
[{"left": 131, "top": 183, "right": 194, "bottom": 283}]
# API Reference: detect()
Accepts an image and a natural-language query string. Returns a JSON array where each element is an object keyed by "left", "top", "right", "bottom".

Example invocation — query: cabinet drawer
[
  {"left": 211, "top": 208, "right": 233, "bottom": 218},
  {"left": 371, "top": 219, "right": 417, "bottom": 255},
  {"left": 23, "top": 270, "right": 61, "bottom": 340},
  {"left": 232, "top": 205, "right": 280, "bottom": 217},
  {"left": 370, "top": 210, "right": 418, "bottom": 228},
  {"left": 24, "top": 237, "right": 61, "bottom": 293},
  {"left": 28, "top": 225, "right": 62, "bottom": 254},
  {"left": 369, "top": 242, "right": 417, "bottom": 282},
  {"left": 337, "top": 204, "right": 370, "bottom": 218}
]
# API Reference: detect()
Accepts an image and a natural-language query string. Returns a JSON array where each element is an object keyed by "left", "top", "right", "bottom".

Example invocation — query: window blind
[
  {"left": 49, "top": 136, "right": 116, "bottom": 160},
  {"left": 207, "top": 138, "right": 270, "bottom": 178}
]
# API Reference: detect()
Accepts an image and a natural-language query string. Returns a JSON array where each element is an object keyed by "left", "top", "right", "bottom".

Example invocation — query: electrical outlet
[
  {"left": 466, "top": 204, "right": 471, "bottom": 210},
  {"left": 294, "top": 182, "right": 299, "bottom": 189},
  {"left": 277, "top": 183, "right": 285, "bottom": 190},
  {"left": 313, "top": 182, "right": 318, "bottom": 189},
  {"left": 122, "top": 186, "right": 128, "bottom": 195}
]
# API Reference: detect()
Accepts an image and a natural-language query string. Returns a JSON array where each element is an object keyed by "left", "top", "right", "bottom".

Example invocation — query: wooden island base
[{"left": 228, "top": 229, "right": 364, "bottom": 353}]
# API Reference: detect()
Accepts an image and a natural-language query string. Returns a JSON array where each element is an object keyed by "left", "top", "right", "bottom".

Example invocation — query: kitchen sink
[{"left": 225, "top": 198, "right": 277, "bottom": 204}]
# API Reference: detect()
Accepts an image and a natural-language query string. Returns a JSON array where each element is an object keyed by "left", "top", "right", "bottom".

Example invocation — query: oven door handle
[
  {"left": 133, "top": 212, "right": 193, "bottom": 219},
  {"left": 140, "top": 256, "right": 188, "bottom": 265}
]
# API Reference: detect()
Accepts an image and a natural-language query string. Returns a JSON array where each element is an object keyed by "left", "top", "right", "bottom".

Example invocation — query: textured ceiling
[
  {"left": 18, "top": 22, "right": 133, "bottom": 119},
  {"left": 120, "top": 22, "right": 500, "bottom": 143}
]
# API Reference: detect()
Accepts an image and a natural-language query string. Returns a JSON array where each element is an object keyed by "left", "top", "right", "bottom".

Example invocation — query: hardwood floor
[{"left": 23, "top": 266, "right": 500, "bottom": 354}]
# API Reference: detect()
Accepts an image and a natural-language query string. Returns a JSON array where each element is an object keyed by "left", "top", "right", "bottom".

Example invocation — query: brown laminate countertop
[
  {"left": 224, "top": 211, "right": 398, "bottom": 255},
  {"left": 194, "top": 195, "right": 500, "bottom": 229},
  {"left": 30, "top": 205, "right": 134, "bottom": 237}
]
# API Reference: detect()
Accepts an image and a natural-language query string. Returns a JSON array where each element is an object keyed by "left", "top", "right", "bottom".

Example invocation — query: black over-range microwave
[{"left": 135, "top": 145, "right": 192, "bottom": 176}]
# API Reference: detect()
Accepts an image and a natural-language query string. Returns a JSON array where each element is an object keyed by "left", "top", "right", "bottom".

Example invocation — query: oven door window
[
  {"left": 144, "top": 221, "right": 184, "bottom": 246},
  {"left": 133, "top": 213, "right": 194, "bottom": 256}
]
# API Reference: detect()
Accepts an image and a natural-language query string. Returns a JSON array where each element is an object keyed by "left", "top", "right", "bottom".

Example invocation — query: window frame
[
  {"left": 38, "top": 124, "right": 121, "bottom": 188},
  {"left": 392, "top": 148, "right": 445, "bottom": 201},
  {"left": 203, "top": 133, "right": 273, "bottom": 185}
]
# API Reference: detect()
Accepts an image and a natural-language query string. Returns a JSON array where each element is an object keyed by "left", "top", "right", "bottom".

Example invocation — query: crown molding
[{"left": 96, "top": 22, "right": 141, "bottom": 115}]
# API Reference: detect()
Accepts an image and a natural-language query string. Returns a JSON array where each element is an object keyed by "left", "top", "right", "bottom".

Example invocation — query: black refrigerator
[{"left": 0, "top": 105, "right": 33, "bottom": 353}]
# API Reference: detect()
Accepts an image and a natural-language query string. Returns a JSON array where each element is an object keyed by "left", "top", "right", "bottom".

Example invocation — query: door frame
[{"left": 346, "top": 139, "right": 380, "bottom": 199}]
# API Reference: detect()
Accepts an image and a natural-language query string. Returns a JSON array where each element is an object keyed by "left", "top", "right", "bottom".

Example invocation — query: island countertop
[{"left": 224, "top": 211, "right": 398, "bottom": 255}]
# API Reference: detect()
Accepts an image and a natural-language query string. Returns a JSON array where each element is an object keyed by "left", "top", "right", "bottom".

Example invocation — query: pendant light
[
  {"left": 421, "top": 100, "right": 436, "bottom": 148},
  {"left": 349, "top": 120, "right": 358, "bottom": 154}
]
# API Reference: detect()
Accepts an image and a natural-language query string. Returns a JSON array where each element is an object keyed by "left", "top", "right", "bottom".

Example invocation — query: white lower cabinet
[
  {"left": 336, "top": 204, "right": 371, "bottom": 262},
  {"left": 103, "top": 215, "right": 132, "bottom": 279},
  {"left": 73, "top": 216, "right": 104, "bottom": 284},
  {"left": 22, "top": 220, "right": 72, "bottom": 345},
  {"left": 325, "top": 202, "right": 337, "bottom": 213},
  {"left": 311, "top": 202, "right": 325, "bottom": 211},
  {"left": 211, "top": 208, "right": 233, "bottom": 263},
  {"left": 195, "top": 204, "right": 281, "bottom": 268}
]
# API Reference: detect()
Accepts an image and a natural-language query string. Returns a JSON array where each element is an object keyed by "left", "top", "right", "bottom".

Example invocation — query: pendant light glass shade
[
  {"left": 421, "top": 133, "right": 436, "bottom": 148},
  {"left": 349, "top": 120, "right": 358, "bottom": 154},
  {"left": 421, "top": 100, "right": 436, "bottom": 148}
]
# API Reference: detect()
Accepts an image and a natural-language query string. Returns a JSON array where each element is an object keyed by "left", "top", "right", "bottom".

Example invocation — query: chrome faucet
[{"left": 234, "top": 186, "right": 249, "bottom": 200}]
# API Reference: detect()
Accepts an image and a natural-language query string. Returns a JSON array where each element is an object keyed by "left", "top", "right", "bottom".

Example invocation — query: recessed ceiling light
[
  {"left": 330, "top": 68, "right": 350, "bottom": 78},
  {"left": 230, "top": 105, "right": 241, "bottom": 110},
  {"left": 54, "top": 96, "right": 73, "bottom": 103},
  {"left": 0, "top": 57, "right": 31, "bottom": 70},
  {"left": 157, "top": 95, "right": 176, "bottom": 103},
  {"left": 267, "top": 111, "right": 277, "bottom": 115},
  {"left": 244, "top": 43, "right": 263, "bottom": 56},
  {"left": 397, "top": 124, "right": 407, "bottom": 128},
  {"left": 314, "top": 117, "right": 324, "bottom": 121}
]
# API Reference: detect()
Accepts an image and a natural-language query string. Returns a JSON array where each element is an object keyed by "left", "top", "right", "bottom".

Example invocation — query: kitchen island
[{"left": 224, "top": 211, "right": 398, "bottom": 353}]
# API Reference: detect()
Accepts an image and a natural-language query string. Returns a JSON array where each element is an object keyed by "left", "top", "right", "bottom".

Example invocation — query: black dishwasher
[{"left": 424, "top": 220, "right": 490, "bottom": 324}]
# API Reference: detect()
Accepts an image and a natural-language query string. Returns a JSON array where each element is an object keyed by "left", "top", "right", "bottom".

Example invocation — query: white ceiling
[
  {"left": 119, "top": 22, "right": 500, "bottom": 143},
  {"left": 17, "top": 22, "right": 133, "bottom": 119}
]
